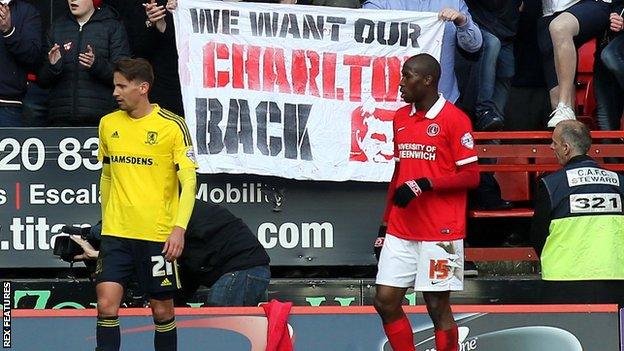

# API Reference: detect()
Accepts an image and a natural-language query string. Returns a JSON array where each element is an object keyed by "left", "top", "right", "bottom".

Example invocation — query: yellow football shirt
[{"left": 98, "top": 105, "right": 198, "bottom": 242}]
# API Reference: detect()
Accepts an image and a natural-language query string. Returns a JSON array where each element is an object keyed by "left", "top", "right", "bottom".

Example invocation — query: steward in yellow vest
[{"left": 530, "top": 121, "right": 624, "bottom": 281}]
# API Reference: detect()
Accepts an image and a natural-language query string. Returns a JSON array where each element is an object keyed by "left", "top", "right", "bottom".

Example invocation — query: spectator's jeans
[
  {"left": 602, "top": 35, "right": 624, "bottom": 87},
  {"left": 22, "top": 82, "right": 49, "bottom": 127},
  {"left": 594, "top": 56, "right": 623, "bottom": 130},
  {"left": 0, "top": 105, "right": 23, "bottom": 127},
  {"left": 594, "top": 35, "right": 624, "bottom": 130},
  {"left": 476, "top": 29, "right": 515, "bottom": 115},
  {"left": 207, "top": 265, "right": 270, "bottom": 307},
  {"left": 594, "top": 36, "right": 624, "bottom": 131}
]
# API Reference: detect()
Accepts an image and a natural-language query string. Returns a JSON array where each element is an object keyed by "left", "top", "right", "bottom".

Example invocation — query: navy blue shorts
[
  {"left": 96, "top": 236, "right": 181, "bottom": 300},
  {"left": 537, "top": 0, "right": 610, "bottom": 89}
]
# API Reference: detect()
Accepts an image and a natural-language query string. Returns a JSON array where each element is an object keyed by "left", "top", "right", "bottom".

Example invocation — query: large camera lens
[{"left": 52, "top": 235, "right": 84, "bottom": 262}]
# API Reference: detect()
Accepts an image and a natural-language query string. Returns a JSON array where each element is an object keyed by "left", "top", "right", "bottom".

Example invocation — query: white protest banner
[{"left": 174, "top": 0, "right": 444, "bottom": 181}]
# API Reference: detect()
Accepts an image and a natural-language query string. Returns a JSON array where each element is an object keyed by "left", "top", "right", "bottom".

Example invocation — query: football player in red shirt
[{"left": 373, "top": 54, "right": 480, "bottom": 351}]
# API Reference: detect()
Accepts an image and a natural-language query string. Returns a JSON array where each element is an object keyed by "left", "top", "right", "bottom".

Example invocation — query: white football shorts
[{"left": 376, "top": 234, "right": 464, "bottom": 291}]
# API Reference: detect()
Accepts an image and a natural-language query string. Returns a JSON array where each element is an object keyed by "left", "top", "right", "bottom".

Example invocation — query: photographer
[{"left": 59, "top": 199, "right": 271, "bottom": 307}]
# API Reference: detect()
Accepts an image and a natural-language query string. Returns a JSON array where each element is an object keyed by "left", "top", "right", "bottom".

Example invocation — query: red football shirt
[{"left": 385, "top": 95, "right": 478, "bottom": 241}]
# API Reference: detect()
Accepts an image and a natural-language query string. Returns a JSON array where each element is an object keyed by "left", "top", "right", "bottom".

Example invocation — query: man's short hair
[
  {"left": 558, "top": 120, "right": 591, "bottom": 154},
  {"left": 405, "top": 53, "right": 441, "bottom": 83},
  {"left": 114, "top": 58, "right": 154, "bottom": 87}
]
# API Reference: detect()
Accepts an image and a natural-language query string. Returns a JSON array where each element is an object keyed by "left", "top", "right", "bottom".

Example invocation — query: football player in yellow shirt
[{"left": 95, "top": 58, "right": 197, "bottom": 351}]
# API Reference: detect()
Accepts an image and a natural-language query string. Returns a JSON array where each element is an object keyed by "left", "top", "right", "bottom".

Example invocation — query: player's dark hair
[
  {"left": 114, "top": 58, "right": 154, "bottom": 88},
  {"left": 405, "top": 53, "right": 441, "bottom": 84}
]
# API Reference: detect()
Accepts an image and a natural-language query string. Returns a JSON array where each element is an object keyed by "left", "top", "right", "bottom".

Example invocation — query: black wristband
[
  {"left": 415, "top": 178, "right": 432, "bottom": 192},
  {"left": 378, "top": 225, "right": 387, "bottom": 237}
]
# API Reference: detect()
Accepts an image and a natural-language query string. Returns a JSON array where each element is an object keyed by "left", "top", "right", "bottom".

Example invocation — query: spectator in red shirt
[{"left": 373, "top": 54, "right": 479, "bottom": 351}]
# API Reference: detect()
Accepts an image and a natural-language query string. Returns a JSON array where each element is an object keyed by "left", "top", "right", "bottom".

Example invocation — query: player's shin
[
  {"left": 382, "top": 315, "right": 416, "bottom": 351},
  {"left": 434, "top": 324, "right": 458, "bottom": 351},
  {"left": 154, "top": 317, "right": 177, "bottom": 351},
  {"left": 96, "top": 316, "right": 120, "bottom": 351}
]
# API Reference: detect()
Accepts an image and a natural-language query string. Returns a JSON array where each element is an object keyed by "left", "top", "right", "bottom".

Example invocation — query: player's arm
[
  {"left": 100, "top": 163, "right": 111, "bottom": 216},
  {"left": 375, "top": 123, "right": 400, "bottom": 260},
  {"left": 382, "top": 161, "right": 399, "bottom": 225},
  {"left": 374, "top": 161, "right": 399, "bottom": 260},
  {"left": 381, "top": 118, "right": 403, "bottom": 224},
  {"left": 429, "top": 115, "right": 480, "bottom": 191},
  {"left": 163, "top": 167, "right": 196, "bottom": 261},
  {"left": 429, "top": 162, "right": 479, "bottom": 191},
  {"left": 174, "top": 167, "right": 196, "bottom": 230},
  {"left": 97, "top": 120, "right": 111, "bottom": 218},
  {"left": 163, "top": 117, "right": 198, "bottom": 261},
  {"left": 393, "top": 163, "right": 479, "bottom": 208}
]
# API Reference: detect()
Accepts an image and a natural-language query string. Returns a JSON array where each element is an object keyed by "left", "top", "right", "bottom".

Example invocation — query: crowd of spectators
[{"left": 1, "top": 0, "right": 622, "bottom": 131}]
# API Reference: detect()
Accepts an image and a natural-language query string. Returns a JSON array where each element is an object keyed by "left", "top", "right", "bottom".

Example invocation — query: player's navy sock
[
  {"left": 434, "top": 324, "right": 458, "bottom": 351},
  {"left": 96, "top": 316, "right": 120, "bottom": 351},
  {"left": 383, "top": 315, "right": 416, "bottom": 351},
  {"left": 154, "top": 317, "right": 177, "bottom": 351}
]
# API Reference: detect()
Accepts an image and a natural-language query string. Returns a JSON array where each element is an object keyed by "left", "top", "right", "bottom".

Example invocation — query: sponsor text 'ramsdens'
[{"left": 109, "top": 155, "right": 154, "bottom": 166}]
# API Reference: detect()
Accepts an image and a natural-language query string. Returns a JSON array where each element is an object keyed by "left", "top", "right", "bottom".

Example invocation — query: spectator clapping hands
[
  {"left": 0, "top": 3, "right": 12, "bottom": 34},
  {"left": 48, "top": 43, "right": 61, "bottom": 65},
  {"left": 79, "top": 44, "right": 95, "bottom": 68}
]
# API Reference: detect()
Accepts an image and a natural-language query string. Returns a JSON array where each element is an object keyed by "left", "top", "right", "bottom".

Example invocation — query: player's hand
[
  {"left": 610, "top": 12, "right": 624, "bottom": 32},
  {"left": 439, "top": 8, "right": 467, "bottom": 26},
  {"left": 393, "top": 178, "right": 432, "bottom": 208},
  {"left": 163, "top": 226, "right": 185, "bottom": 261},
  {"left": 70, "top": 235, "right": 99, "bottom": 260},
  {"left": 374, "top": 225, "right": 387, "bottom": 261}
]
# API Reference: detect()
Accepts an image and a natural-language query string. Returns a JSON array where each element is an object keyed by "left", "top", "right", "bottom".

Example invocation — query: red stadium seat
[
  {"left": 494, "top": 157, "right": 530, "bottom": 202},
  {"left": 577, "top": 39, "right": 596, "bottom": 74},
  {"left": 469, "top": 131, "right": 624, "bottom": 219},
  {"left": 575, "top": 39, "right": 597, "bottom": 128},
  {"left": 465, "top": 247, "right": 538, "bottom": 261}
]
